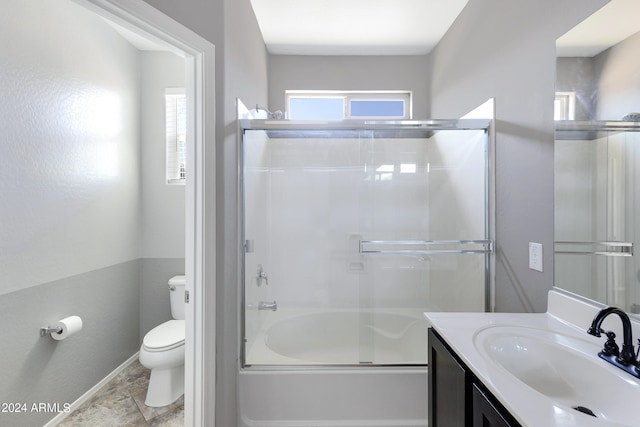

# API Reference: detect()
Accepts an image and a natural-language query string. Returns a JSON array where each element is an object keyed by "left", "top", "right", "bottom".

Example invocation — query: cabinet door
[
  {"left": 428, "top": 328, "right": 467, "bottom": 427},
  {"left": 472, "top": 384, "right": 513, "bottom": 427}
]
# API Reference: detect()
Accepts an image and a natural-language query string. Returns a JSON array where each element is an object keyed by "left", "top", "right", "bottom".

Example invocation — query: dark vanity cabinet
[{"left": 428, "top": 328, "right": 521, "bottom": 427}]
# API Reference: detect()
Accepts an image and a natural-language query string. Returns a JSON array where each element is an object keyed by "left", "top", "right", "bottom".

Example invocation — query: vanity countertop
[{"left": 424, "top": 289, "right": 640, "bottom": 427}]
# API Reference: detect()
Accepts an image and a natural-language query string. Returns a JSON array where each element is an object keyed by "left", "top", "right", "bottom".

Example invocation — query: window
[
  {"left": 165, "top": 88, "right": 186, "bottom": 184},
  {"left": 286, "top": 91, "right": 412, "bottom": 120},
  {"left": 289, "top": 97, "right": 344, "bottom": 120},
  {"left": 554, "top": 92, "right": 576, "bottom": 120}
]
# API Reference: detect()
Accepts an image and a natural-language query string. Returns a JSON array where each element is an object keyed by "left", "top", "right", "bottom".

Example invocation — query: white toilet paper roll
[{"left": 51, "top": 316, "right": 83, "bottom": 340}]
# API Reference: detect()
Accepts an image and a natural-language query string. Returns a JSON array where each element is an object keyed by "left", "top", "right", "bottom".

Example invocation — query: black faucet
[{"left": 587, "top": 306, "right": 640, "bottom": 378}]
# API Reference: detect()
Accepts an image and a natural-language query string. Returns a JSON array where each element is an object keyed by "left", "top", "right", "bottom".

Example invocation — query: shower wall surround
[
  {"left": 0, "top": 2, "right": 184, "bottom": 426},
  {"left": 245, "top": 129, "right": 486, "bottom": 309}
]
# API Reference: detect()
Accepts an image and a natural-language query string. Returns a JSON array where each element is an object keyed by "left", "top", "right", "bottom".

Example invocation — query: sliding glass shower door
[
  {"left": 555, "top": 122, "right": 640, "bottom": 311},
  {"left": 241, "top": 120, "right": 493, "bottom": 366}
]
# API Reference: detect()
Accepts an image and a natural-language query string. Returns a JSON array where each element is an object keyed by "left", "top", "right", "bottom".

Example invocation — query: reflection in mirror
[{"left": 555, "top": 0, "right": 640, "bottom": 312}]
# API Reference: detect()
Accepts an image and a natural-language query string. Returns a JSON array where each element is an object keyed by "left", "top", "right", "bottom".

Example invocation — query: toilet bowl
[{"left": 139, "top": 275, "right": 186, "bottom": 407}]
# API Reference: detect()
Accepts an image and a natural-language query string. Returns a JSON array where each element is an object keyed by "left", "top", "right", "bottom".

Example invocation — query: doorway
[{"left": 69, "top": 0, "right": 216, "bottom": 424}]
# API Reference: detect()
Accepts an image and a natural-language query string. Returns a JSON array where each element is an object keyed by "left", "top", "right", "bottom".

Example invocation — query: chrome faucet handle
[{"left": 256, "top": 264, "right": 268, "bottom": 286}]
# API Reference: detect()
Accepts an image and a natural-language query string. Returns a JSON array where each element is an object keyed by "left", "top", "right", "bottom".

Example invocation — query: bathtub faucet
[{"left": 258, "top": 301, "right": 277, "bottom": 311}]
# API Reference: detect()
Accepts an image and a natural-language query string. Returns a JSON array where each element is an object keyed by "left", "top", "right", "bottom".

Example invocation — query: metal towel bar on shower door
[
  {"left": 359, "top": 239, "right": 494, "bottom": 255},
  {"left": 554, "top": 241, "right": 633, "bottom": 257}
]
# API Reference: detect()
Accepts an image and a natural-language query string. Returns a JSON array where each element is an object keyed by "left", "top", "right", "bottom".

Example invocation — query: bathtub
[{"left": 239, "top": 309, "right": 429, "bottom": 427}]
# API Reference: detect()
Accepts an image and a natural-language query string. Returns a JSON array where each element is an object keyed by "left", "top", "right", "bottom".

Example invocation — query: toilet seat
[{"left": 143, "top": 320, "right": 185, "bottom": 352}]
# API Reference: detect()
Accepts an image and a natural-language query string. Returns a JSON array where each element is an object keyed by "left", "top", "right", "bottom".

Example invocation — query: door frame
[{"left": 71, "top": 0, "right": 216, "bottom": 424}]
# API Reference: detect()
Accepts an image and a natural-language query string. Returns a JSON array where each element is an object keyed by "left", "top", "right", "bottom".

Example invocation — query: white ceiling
[
  {"left": 249, "top": 0, "right": 469, "bottom": 55},
  {"left": 556, "top": 0, "right": 640, "bottom": 57},
  {"left": 107, "top": 0, "right": 640, "bottom": 58}
]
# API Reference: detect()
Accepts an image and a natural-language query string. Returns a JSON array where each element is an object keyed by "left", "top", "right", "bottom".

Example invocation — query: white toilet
[{"left": 139, "top": 275, "right": 186, "bottom": 407}]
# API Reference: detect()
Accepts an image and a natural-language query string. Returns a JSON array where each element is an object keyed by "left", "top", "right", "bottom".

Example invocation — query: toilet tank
[{"left": 168, "top": 275, "right": 186, "bottom": 320}]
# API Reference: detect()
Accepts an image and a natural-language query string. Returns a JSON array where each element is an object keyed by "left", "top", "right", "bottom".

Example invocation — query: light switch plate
[{"left": 529, "top": 242, "right": 543, "bottom": 272}]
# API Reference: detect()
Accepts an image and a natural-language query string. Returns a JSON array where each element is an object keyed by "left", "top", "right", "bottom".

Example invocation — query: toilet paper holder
[{"left": 40, "top": 326, "right": 62, "bottom": 337}]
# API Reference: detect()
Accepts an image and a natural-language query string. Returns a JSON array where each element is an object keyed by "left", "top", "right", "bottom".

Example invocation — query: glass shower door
[
  {"left": 356, "top": 128, "right": 490, "bottom": 364},
  {"left": 241, "top": 121, "right": 492, "bottom": 367},
  {"left": 555, "top": 124, "right": 638, "bottom": 310}
]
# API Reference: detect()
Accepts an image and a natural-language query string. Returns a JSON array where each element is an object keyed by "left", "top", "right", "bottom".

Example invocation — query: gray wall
[
  {"left": 0, "top": 1, "right": 142, "bottom": 425},
  {"left": 268, "top": 55, "right": 430, "bottom": 118},
  {"left": 220, "top": 1, "right": 269, "bottom": 426},
  {"left": 556, "top": 57, "right": 597, "bottom": 120},
  {"left": 428, "top": 0, "right": 608, "bottom": 312},
  {"left": 594, "top": 30, "right": 640, "bottom": 120},
  {"left": 556, "top": 31, "right": 640, "bottom": 121},
  {"left": 140, "top": 258, "right": 186, "bottom": 336},
  {"left": 0, "top": 263, "right": 141, "bottom": 427}
]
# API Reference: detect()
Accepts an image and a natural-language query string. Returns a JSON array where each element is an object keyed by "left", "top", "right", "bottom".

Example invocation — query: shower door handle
[
  {"left": 359, "top": 239, "right": 494, "bottom": 255},
  {"left": 554, "top": 241, "right": 633, "bottom": 257}
]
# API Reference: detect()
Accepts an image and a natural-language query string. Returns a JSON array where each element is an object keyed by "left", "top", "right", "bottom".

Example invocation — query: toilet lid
[{"left": 143, "top": 320, "right": 185, "bottom": 351}]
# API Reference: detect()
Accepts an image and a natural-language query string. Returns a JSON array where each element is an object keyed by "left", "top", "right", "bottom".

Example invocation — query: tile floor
[{"left": 57, "top": 360, "right": 183, "bottom": 427}]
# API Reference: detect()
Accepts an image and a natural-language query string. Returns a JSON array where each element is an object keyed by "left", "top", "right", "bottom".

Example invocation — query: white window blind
[{"left": 165, "top": 88, "right": 186, "bottom": 184}]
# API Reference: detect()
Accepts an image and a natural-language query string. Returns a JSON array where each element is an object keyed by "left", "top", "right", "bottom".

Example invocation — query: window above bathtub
[{"left": 286, "top": 90, "right": 412, "bottom": 120}]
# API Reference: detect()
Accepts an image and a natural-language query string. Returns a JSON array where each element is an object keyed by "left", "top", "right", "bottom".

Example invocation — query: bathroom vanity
[
  {"left": 425, "top": 289, "right": 640, "bottom": 427},
  {"left": 428, "top": 328, "right": 520, "bottom": 427}
]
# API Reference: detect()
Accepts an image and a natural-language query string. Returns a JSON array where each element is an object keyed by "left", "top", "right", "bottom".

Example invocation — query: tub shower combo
[{"left": 238, "top": 119, "right": 494, "bottom": 427}]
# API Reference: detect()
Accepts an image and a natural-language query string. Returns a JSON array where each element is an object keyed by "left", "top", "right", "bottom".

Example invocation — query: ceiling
[
  {"left": 556, "top": 0, "right": 640, "bottom": 57},
  {"left": 107, "top": 0, "right": 640, "bottom": 58},
  {"left": 249, "top": 0, "right": 469, "bottom": 55}
]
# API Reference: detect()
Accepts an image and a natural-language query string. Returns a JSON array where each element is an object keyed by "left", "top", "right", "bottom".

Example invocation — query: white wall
[
  {"left": 140, "top": 51, "right": 186, "bottom": 258},
  {"left": 1, "top": 0, "right": 141, "bottom": 295},
  {"left": 0, "top": 1, "right": 142, "bottom": 425}
]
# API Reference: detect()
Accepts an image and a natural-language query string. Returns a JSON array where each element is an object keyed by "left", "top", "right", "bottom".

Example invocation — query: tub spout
[{"left": 259, "top": 301, "right": 277, "bottom": 311}]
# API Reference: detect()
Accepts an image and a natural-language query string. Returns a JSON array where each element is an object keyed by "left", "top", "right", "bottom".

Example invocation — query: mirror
[{"left": 554, "top": 0, "right": 640, "bottom": 312}]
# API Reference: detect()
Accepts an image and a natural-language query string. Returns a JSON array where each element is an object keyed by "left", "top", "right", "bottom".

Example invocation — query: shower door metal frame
[{"left": 238, "top": 119, "right": 495, "bottom": 369}]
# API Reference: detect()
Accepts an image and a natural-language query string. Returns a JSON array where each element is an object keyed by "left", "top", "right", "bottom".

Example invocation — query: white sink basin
[{"left": 474, "top": 325, "right": 640, "bottom": 425}]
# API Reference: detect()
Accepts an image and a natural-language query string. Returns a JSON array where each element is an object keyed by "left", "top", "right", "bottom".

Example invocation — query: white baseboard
[{"left": 44, "top": 352, "right": 140, "bottom": 427}]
